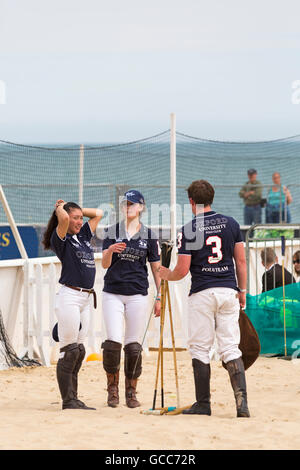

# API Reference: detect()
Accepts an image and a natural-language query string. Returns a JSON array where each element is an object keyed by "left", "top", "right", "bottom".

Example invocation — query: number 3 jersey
[{"left": 178, "top": 211, "right": 243, "bottom": 295}]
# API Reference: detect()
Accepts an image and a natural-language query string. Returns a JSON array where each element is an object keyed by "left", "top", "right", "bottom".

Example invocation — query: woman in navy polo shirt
[
  {"left": 43, "top": 199, "right": 103, "bottom": 410},
  {"left": 101, "top": 190, "right": 161, "bottom": 409}
]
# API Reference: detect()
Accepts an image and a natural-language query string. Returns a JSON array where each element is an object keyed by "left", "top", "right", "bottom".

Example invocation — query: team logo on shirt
[
  {"left": 70, "top": 241, "right": 81, "bottom": 248},
  {"left": 139, "top": 240, "right": 147, "bottom": 249}
]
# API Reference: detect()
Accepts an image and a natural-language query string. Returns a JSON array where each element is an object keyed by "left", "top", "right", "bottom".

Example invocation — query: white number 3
[
  {"left": 206, "top": 236, "right": 223, "bottom": 264},
  {"left": 177, "top": 232, "right": 183, "bottom": 249}
]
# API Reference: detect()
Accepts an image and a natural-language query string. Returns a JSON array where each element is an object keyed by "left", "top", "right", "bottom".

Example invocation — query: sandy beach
[{"left": 0, "top": 351, "right": 299, "bottom": 451}]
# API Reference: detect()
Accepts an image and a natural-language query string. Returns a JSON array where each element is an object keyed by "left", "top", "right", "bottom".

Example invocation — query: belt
[{"left": 65, "top": 285, "right": 97, "bottom": 309}]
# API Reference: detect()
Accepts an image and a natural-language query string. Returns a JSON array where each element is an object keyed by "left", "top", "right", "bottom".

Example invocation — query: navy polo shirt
[
  {"left": 50, "top": 221, "right": 96, "bottom": 289},
  {"left": 178, "top": 211, "right": 243, "bottom": 295},
  {"left": 102, "top": 222, "right": 160, "bottom": 296}
]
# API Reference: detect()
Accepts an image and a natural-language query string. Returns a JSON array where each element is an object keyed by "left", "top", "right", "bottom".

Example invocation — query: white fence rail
[{"left": 0, "top": 254, "right": 190, "bottom": 366}]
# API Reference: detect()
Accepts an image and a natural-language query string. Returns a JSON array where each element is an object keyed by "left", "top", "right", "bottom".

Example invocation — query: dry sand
[{"left": 0, "top": 351, "right": 299, "bottom": 450}]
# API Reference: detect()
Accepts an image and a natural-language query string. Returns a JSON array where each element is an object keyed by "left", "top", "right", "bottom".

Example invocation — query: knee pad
[
  {"left": 57, "top": 343, "right": 80, "bottom": 373},
  {"left": 124, "top": 342, "right": 143, "bottom": 379},
  {"left": 101, "top": 340, "right": 122, "bottom": 374}
]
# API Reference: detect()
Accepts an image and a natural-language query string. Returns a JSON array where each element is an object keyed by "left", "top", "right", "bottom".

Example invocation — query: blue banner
[{"left": 0, "top": 226, "right": 39, "bottom": 259}]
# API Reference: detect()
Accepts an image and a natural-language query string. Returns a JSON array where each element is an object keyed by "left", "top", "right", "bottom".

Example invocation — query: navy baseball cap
[
  {"left": 248, "top": 169, "right": 257, "bottom": 175},
  {"left": 122, "top": 189, "right": 145, "bottom": 205}
]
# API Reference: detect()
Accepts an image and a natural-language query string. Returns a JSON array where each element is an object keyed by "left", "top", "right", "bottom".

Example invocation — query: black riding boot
[
  {"left": 56, "top": 343, "right": 82, "bottom": 409},
  {"left": 72, "top": 343, "right": 96, "bottom": 410},
  {"left": 226, "top": 357, "right": 250, "bottom": 418},
  {"left": 182, "top": 358, "right": 211, "bottom": 415}
]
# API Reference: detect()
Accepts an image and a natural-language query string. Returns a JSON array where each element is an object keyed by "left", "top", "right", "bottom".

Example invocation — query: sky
[{"left": 0, "top": 0, "right": 300, "bottom": 143}]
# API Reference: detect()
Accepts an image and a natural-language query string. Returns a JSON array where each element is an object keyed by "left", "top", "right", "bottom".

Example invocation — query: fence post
[
  {"left": 23, "top": 260, "right": 30, "bottom": 355},
  {"left": 48, "top": 263, "right": 57, "bottom": 347},
  {"left": 0, "top": 184, "right": 28, "bottom": 259}
]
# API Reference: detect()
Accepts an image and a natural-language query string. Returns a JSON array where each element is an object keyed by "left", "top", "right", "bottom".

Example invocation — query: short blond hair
[{"left": 261, "top": 247, "right": 276, "bottom": 265}]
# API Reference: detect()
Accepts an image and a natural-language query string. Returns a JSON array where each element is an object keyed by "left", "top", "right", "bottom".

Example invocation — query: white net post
[
  {"left": 79, "top": 144, "right": 84, "bottom": 207},
  {"left": 170, "top": 113, "right": 176, "bottom": 248}
]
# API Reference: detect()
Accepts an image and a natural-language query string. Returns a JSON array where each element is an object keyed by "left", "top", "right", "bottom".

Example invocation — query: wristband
[
  {"left": 156, "top": 297, "right": 161, "bottom": 301},
  {"left": 239, "top": 289, "right": 246, "bottom": 293}
]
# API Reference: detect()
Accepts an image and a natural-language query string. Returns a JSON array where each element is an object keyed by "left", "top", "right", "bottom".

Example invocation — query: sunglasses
[{"left": 293, "top": 259, "right": 300, "bottom": 264}]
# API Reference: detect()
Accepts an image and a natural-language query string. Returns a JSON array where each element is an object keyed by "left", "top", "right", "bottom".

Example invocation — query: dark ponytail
[{"left": 42, "top": 202, "right": 82, "bottom": 250}]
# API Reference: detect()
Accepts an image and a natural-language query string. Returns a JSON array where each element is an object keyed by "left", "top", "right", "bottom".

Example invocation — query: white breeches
[
  {"left": 187, "top": 287, "right": 241, "bottom": 364},
  {"left": 102, "top": 292, "right": 148, "bottom": 345},
  {"left": 55, "top": 285, "right": 92, "bottom": 349}
]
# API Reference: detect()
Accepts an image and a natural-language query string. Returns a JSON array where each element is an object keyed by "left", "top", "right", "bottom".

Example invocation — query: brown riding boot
[
  {"left": 106, "top": 371, "right": 119, "bottom": 408},
  {"left": 125, "top": 377, "right": 140, "bottom": 408}
]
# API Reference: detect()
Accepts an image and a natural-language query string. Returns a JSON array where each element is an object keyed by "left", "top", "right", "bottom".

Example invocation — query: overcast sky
[{"left": 1, "top": 0, "right": 300, "bottom": 143}]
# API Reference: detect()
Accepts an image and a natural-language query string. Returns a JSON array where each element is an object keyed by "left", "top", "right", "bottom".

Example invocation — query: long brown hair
[{"left": 42, "top": 202, "right": 82, "bottom": 250}]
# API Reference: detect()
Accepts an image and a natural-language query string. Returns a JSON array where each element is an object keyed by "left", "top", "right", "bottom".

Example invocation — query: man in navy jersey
[{"left": 159, "top": 180, "right": 250, "bottom": 418}]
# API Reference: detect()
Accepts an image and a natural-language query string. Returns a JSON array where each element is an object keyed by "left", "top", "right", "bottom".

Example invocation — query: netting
[
  {"left": 176, "top": 131, "right": 300, "bottom": 225},
  {"left": 0, "top": 131, "right": 171, "bottom": 225},
  {"left": 2, "top": 129, "right": 300, "bottom": 364},
  {"left": 246, "top": 284, "right": 300, "bottom": 356},
  {"left": 0, "top": 309, "right": 41, "bottom": 370},
  {"left": 1, "top": 129, "right": 300, "bottom": 258}
]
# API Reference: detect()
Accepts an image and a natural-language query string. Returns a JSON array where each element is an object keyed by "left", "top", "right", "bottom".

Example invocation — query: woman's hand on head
[{"left": 55, "top": 199, "right": 65, "bottom": 209}]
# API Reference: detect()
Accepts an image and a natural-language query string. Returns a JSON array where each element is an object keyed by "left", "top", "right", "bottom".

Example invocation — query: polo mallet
[
  {"left": 141, "top": 404, "right": 192, "bottom": 416},
  {"left": 131, "top": 280, "right": 162, "bottom": 379},
  {"left": 166, "top": 281, "right": 180, "bottom": 408},
  {"left": 152, "top": 241, "right": 174, "bottom": 411},
  {"left": 281, "top": 235, "right": 287, "bottom": 357},
  {"left": 152, "top": 293, "right": 166, "bottom": 410}
]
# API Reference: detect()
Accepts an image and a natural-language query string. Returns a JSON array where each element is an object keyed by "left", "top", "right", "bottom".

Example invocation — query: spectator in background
[
  {"left": 239, "top": 169, "right": 263, "bottom": 226},
  {"left": 292, "top": 250, "right": 300, "bottom": 282},
  {"left": 261, "top": 247, "right": 295, "bottom": 292},
  {"left": 266, "top": 172, "right": 292, "bottom": 223}
]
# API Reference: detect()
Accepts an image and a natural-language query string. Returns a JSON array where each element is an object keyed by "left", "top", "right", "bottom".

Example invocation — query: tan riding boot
[
  {"left": 106, "top": 371, "right": 119, "bottom": 408},
  {"left": 123, "top": 342, "right": 142, "bottom": 408},
  {"left": 101, "top": 340, "right": 122, "bottom": 408},
  {"left": 125, "top": 377, "right": 140, "bottom": 408}
]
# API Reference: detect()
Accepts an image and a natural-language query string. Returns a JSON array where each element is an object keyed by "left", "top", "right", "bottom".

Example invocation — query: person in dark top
[
  {"left": 101, "top": 190, "right": 161, "bottom": 409},
  {"left": 292, "top": 250, "right": 300, "bottom": 283},
  {"left": 159, "top": 180, "right": 250, "bottom": 418},
  {"left": 43, "top": 199, "right": 103, "bottom": 410},
  {"left": 239, "top": 169, "right": 263, "bottom": 225},
  {"left": 261, "top": 247, "right": 295, "bottom": 292}
]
